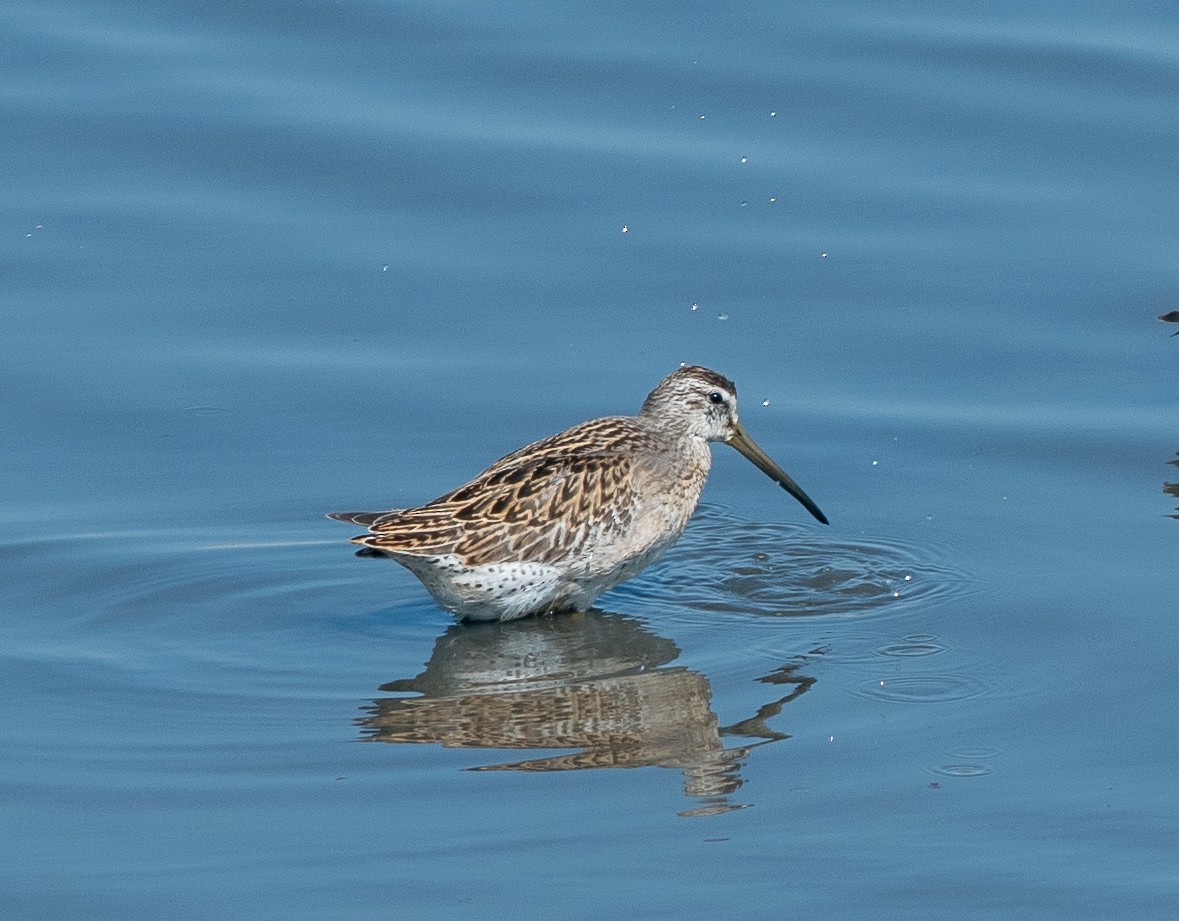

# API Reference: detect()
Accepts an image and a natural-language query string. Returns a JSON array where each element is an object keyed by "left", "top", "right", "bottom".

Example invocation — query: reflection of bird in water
[
  {"left": 356, "top": 611, "right": 818, "bottom": 815},
  {"left": 330, "top": 366, "right": 826, "bottom": 621},
  {"left": 1165, "top": 453, "right": 1179, "bottom": 520}
]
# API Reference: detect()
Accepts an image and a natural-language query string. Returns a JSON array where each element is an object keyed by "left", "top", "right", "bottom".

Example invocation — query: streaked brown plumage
[{"left": 330, "top": 366, "right": 827, "bottom": 621}]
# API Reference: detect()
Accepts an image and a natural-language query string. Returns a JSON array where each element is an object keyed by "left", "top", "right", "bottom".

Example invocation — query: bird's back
[{"left": 346, "top": 414, "right": 689, "bottom": 569}]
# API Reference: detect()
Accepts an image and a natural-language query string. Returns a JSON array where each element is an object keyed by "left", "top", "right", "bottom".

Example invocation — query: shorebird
[{"left": 329, "top": 365, "right": 827, "bottom": 621}]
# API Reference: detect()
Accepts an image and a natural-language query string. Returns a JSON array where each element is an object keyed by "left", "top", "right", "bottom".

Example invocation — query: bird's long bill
[{"left": 727, "top": 422, "right": 829, "bottom": 524}]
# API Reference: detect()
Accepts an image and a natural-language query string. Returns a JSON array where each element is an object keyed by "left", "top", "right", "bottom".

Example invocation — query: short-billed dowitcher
[{"left": 329, "top": 366, "right": 827, "bottom": 621}]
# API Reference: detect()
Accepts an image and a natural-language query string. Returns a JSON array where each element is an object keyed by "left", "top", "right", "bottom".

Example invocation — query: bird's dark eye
[{"left": 708, "top": 391, "right": 725, "bottom": 405}]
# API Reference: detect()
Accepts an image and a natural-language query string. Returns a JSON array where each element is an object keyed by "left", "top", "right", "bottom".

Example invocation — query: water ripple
[
  {"left": 933, "top": 747, "right": 1001, "bottom": 778},
  {"left": 932, "top": 763, "right": 993, "bottom": 778},
  {"left": 2, "top": 529, "right": 381, "bottom": 697},
  {"left": 619, "top": 506, "right": 974, "bottom": 621},
  {"left": 877, "top": 635, "right": 949, "bottom": 657},
  {"left": 853, "top": 674, "right": 988, "bottom": 705}
]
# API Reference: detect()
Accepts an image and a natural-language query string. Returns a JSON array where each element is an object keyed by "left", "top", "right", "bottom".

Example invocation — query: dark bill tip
[{"left": 728, "top": 423, "right": 829, "bottom": 525}]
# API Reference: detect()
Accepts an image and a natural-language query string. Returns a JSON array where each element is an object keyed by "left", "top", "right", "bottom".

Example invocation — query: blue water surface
[{"left": 3, "top": 1, "right": 1177, "bottom": 918}]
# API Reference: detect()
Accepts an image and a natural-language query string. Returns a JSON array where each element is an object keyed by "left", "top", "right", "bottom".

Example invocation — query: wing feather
[{"left": 358, "top": 447, "right": 642, "bottom": 567}]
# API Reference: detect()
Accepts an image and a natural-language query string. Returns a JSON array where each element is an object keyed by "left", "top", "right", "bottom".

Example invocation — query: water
[{"left": 4, "top": 1, "right": 1177, "bottom": 918}]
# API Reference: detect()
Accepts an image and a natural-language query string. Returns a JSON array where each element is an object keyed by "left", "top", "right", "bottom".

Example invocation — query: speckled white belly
[{"left": 393, "top": 537, "right": 678, "bottom": 622}]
